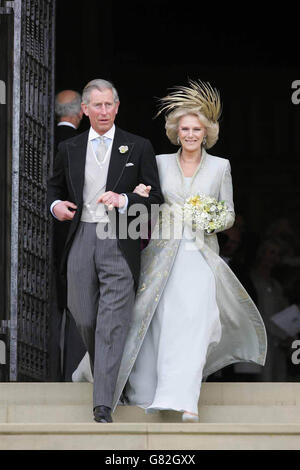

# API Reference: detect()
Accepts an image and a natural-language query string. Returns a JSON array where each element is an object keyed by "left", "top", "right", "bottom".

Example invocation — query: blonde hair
[{"left": 165, "top": 107, "right": 219, "bottom": 149}]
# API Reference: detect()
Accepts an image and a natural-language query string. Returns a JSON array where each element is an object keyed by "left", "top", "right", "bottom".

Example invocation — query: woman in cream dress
[{"left": 73, "top": 81, "right": 267, "bottom": 422}]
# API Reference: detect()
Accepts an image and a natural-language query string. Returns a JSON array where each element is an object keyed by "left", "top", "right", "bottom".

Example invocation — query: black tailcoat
[{"left": 47, "top": 126, "right": 164, "bottom": 287}]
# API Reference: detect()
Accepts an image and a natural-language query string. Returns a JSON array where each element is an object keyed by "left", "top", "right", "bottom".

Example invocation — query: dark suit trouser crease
[{"left": 67, "top": 222, "right": 135, "bottom": 409}]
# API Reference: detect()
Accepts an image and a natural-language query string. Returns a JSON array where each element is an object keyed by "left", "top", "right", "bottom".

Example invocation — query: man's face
[{"left": 82, "top": 88, "right": 119, "bottom": 135}]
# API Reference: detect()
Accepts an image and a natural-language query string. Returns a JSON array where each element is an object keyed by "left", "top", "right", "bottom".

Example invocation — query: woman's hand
[{"left": 133, "top": 184, "right": 151, "bottom": 198}]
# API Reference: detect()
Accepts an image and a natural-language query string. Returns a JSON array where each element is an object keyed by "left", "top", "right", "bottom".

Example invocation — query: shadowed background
[{"left": 55, "top": 1, "right": 300, "bottom": 232}]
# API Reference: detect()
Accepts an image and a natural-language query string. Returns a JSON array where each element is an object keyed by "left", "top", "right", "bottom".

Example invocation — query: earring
[
  {"left": 203, "top": 136, "right": 207, "bottom": 146},
  {"left": 177, "top": 136, "right": 181, "bottom": 145}
]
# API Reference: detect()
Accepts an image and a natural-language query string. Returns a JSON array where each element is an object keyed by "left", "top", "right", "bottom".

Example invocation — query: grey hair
[
  {"left": 55, "top": 92, "right": 82, "bottom": 117},
  {"left": 82, "top": 79, "right": 119, "bottom": 104},
  {"left": 165, "top": 107, "right": 219, "bottom": 149}
]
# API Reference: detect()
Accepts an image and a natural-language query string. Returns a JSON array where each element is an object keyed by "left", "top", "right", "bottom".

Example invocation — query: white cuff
[
  {"left": 50, "top": 200, "right": 62, "bottom": 219},
  {"left": 118, "top": 194, "right": 128, "bottom": 214}
]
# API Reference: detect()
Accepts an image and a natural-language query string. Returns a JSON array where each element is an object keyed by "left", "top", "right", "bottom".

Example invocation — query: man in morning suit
[
  {"left": 51, "top": 90, "right": 86, "bottom": 383},
  {"left": 47, "top": 79, "right": 164, "bottom": 423},
  {"left": 54, "top": 90, "right": 83, "bottom": 151}
]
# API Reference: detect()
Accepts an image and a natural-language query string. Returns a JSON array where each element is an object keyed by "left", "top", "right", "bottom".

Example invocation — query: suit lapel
[
  {"left": 67, "top": 127, "right": 135, "bottom": 203},
  {"left": 106, "top": 127, "right": 134, "bottom": 191},
  {"left": 67, "top": 130, "right": 89, "bottom": 204}
]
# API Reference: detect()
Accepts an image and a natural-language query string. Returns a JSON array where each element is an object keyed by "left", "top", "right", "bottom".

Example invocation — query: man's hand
[
  {"left": 98, "top": 191, "right": 126, "bottom": 210},
  {"left": 53, "top": 201, "right": 77, "bottom": 221},
  {"left": 133, "top": 184, "right": 151, "bottom": 198}
]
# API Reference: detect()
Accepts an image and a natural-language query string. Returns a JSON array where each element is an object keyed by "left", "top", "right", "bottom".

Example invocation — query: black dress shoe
[{"left": 93, "top": 405, "right": 113, "bottom": 423}]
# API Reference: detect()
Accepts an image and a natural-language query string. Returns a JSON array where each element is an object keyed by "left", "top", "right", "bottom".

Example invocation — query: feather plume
[{"left": 156, "top": 79, "right": 222, "bottom": 123}]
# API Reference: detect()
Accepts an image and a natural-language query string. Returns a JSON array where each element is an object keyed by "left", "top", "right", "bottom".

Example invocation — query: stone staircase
[{"left": 1, "top": 382, "right": 300, "bottom": 449}]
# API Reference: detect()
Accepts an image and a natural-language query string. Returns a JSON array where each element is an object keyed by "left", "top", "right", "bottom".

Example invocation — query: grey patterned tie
[{"left": 95, "top": 136, "right": 107, "bottom": 164}]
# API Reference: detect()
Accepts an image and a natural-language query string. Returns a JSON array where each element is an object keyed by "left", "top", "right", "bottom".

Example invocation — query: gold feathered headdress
[{"left": 156, "top": 79, "right": 222, "bottom": 123}]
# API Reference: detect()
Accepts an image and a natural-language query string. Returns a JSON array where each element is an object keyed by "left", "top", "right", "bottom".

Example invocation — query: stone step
[
  {"left": 1, "top": 422, "right": 300, "bottom": 450},
  {"left": 1, "top": 383, "right": 300, "bottom": 449}
]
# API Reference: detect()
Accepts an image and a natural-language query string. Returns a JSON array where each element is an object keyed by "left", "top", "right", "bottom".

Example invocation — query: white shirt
[
  {"left": 57, "top": 121, "right": 77, "bottom": 130},
  {"left": 57, "top": 121, "right": 77, "bottom": 129},
  {"left": 89, "top": 124, "right": 115, "bottom": 150},
  {"left": 50, "top": 124, "right": 128, "bottom": 218}
]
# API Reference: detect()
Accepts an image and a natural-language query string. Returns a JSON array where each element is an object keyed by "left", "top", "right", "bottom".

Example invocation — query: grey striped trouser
[{"left": 67, "top": 222, "right": 135, "bottom": 409}]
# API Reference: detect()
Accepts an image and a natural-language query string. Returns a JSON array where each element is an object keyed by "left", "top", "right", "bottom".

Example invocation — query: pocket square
[{"left": 125, "top": 162, "right": 134, "bottom": 167}]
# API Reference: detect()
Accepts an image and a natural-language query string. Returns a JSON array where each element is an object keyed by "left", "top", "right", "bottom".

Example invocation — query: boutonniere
[{"left": 119, "top": 145, "right": 129, "bottom": 154}]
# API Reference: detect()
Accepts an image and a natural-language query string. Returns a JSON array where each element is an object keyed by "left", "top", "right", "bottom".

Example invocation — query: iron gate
[
  {"left": 0, "top": 1, "right": 13, "bottom": 382},
  {"left": 8, "top": 0, "right": 55, "bottom": 381}
]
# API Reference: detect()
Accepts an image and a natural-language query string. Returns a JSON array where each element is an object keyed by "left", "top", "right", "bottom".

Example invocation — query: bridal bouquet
[{"left": 184, "top": 194, "right": 228, "bottom": 234}]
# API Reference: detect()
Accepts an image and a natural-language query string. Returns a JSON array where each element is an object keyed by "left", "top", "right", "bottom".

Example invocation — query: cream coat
[{"left": 110, "top": 149, "right": 267, "bottom": 411}]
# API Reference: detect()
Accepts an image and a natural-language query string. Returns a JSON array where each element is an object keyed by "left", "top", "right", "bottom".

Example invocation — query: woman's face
[{"left": 177, "top": 114, "right": 206, "bottom": 153}]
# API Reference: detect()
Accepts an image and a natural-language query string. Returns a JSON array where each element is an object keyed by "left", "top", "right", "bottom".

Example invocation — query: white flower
[
  {"left": 119, "top": 145, "right": 129, "bottom": 154},
  {"left": 184, "top": 193, "right": 228, "bottom": 234}
]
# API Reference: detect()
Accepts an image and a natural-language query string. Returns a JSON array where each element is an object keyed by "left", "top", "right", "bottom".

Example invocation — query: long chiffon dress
[
  {"left": 72, "top": 152, "right": 267, "bottom": 415},
  {"left": 124, "top": 177, "right": 222, "bottom": 415}
]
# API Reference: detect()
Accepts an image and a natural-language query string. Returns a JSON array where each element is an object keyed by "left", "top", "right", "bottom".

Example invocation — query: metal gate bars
[{"left": 8, "top": 0, "right": 55, "bottom": 381}]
